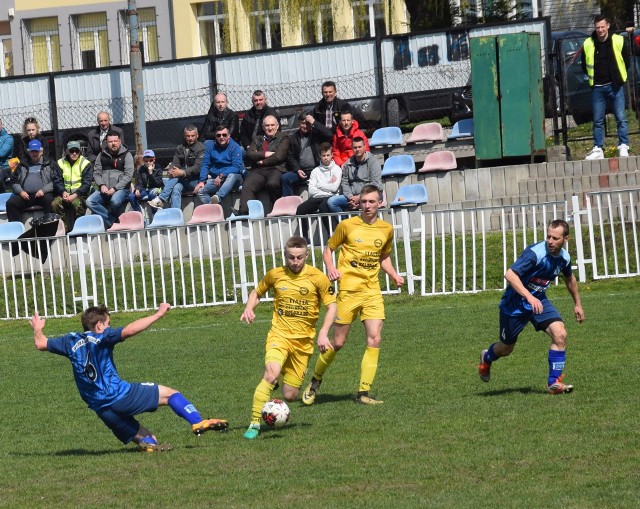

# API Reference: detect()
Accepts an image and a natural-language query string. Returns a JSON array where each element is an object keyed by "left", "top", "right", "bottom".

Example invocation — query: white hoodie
[{"left": 308, "top": 160, "right": 342, "bottom": 198}]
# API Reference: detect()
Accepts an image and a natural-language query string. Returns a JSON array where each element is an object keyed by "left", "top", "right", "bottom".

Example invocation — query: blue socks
[
  {"left": 548, "top": 349, "right": 566, "bottom": 385},
  {"left": 168, "top": 393, "right": 203, "bottom": 425},
  {"left": 484, "top": 343, "right": 498, "bottom": 363}
]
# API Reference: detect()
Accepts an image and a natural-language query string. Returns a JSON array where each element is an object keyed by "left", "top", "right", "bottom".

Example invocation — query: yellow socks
[
  {"left": 313, "top": 347, "right": 337, "bottom": 380},
  {"left": 359, "top": 346, "right": 380, "bottom": 393},
  {"left": 251, "top": 379, "right": 274, "bottom": 425}
]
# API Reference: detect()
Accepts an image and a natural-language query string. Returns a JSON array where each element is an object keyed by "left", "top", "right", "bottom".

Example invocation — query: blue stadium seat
[
  {"left": 381, "top": 155, "right": 416, "bottom": 177},
  {"left": 0, "top": 221, "right": 26, "bottom": 241},
  {"left": 448, "top": 119, "right": 474, "bottom": 140},
  {"left": 390, "top": 184, "right": 428, "bottom": 207},
  {"left": 147, "top": 208, "right": 185, "bottom": 228},
  {"left": 228, "top": 200, "right": 265, "bottom": 221},
  {"left": 0, "top": 192, "right": 12, "bottom": 213},
  {"left": 369, "top": 127, "right": 404, "bottom": 147},
  {"left": 68, "top": 215, "right": 105, "bottom": 237}
]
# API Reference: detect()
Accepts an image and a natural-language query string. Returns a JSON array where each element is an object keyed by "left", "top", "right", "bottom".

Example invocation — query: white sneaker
[
  {"left": 585, "top": 146, "right": 604, "bottom": 160},
  {"left": 148, "top": 197, "right": 164, "bottom": 209},
  {"left": 618, "top": 144, "right": 629, "bottom": 157},
  {"left": 211, "top": 195, "right": 220, "bottom": 204}
]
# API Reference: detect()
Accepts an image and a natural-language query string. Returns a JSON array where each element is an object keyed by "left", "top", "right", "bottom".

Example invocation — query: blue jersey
[
  {"left": 47, "top": 327, "right": 131, "bottom": 411},
  {"left": 499, "top": 240, "right": 572, "bottom": 316}
]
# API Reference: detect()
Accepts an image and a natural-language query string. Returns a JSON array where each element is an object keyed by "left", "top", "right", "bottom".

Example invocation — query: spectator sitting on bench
[
  {"left": 129, "top": 149, "right": 164, "bottom": 218},
  {"left": 281, "top": 114, "right": 322, "bottom": 198},
  {"left": 332, "top": 110, "right": 369, "bottom": 167},
  {"left": 6, "top": 139, "right": 55, "bottom": 223},
  {"left": 148, "top": 124, "right": 204, "bottom": 210}
]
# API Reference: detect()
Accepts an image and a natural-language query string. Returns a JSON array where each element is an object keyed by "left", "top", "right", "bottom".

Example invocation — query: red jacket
[{"left": 332, "top": 119, "right": 369, "bottom": 166}]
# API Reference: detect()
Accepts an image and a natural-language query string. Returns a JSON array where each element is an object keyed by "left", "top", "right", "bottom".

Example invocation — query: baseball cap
[
  {"left": 28, "top": 139, "right": 42, "bottom": 151},
  {"left": 143, "top": 149, "right": 155, "bottom": 158},
  {"left": 67, "top": 140, "right": 82, "bottom": 150}
]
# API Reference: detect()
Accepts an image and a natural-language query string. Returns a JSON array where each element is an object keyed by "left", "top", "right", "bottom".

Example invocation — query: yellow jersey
[
  {"left": 256, "top": 264, "right": 336, "bottom": 341},
  {"left": 328, "top": 215, "right": 394, "bottom": 292}
]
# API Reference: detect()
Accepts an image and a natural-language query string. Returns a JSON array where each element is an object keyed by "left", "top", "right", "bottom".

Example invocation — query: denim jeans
[
  {"left": 87, "top": 189, "right": 129, "bottom": 227},
  {"left": 158, "top": 178, "right": 198, "bottom": 209},
  {"left": 592, "top": 83, "right": 628, "bottom": 148},
  {"left": 326, "top": 194, "right": 349, "bottom": 213},
  {"left": 197, "top": 173, "right": 243, "bottom": 204},
  {"left": 280, "top": 171, "right": 308, "bottom": 197},
  {"left": 128, "top": 189, "right": 159, "bottom": 212}
]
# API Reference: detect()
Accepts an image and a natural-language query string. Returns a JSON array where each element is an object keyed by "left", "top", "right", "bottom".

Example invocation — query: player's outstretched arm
[
  {"left": 121, "top": 303, "right": 171, "bottom": 339},
  {"left": 240, "top": 290, "right": 260, "bottom": 324},
  {"left": 380, "top": 252, "right": 404, "bottom": 287},
  {"left": 564, "top": 274, "right": 585, "bottom": 323},
  {"left": 316, "top": 302, "right": 337, "bottom": 353},
  {"left": 30, "top": 313, "right": 49, "bottom": 351}
]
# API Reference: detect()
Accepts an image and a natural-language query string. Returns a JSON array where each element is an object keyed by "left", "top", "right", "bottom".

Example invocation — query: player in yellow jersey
[
  {"left": 240, "top": 235, "right": 337, "bottom": 439},
  {"left": 303, "top": 184, "right": 404, "bottom": 405}
]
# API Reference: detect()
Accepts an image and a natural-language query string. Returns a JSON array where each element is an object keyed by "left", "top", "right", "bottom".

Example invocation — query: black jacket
[
  {"left": 285, "top": 130, "right": 322, "bottom": 174},
  {"left": 10, "top": 157, "right": 55, "bottom": 195},
  {"left": 15, "top": 133, "right": 48, "bottom": 162},
  {"left": 200, "top": 106, "right": 240, "bottom": 142},
  {"left": 134, "top": 163, "right": 165, "bottom": 191},
  {"left": 86, "top": 124, "right": 125, "bottom": 162},
  {"left": 239, "top": 105, "right": 281, "bottom": 149},
  {"left": 308, "top": 97, "right": 366, "bottom": 142}
]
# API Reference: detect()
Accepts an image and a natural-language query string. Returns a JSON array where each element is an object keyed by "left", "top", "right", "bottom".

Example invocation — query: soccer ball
[{"left": 261, "top": 399, "right": 290, "bottom": 428}]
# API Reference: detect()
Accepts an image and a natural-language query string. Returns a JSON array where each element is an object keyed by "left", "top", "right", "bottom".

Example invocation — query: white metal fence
[{"left": 0, "top": 191, "right": 638, "bottom": 319}]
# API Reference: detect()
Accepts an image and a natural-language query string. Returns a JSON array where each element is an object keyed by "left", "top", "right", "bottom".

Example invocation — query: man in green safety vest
[
  {"left": 51, "top": 140, "right": 94, "bottom": 232},
  {"left": 582, "top": 14, "right": 630, "bottom": 160}
]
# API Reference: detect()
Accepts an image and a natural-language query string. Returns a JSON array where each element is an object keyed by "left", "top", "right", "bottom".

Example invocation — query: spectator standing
[
  {"left": 148, "top": 124, "right": 205, "bottom": 210},
  {"left": 87, "top": 111, "right": 125, "bottom": 162},
  {"left": 241, "top": 115, "right": 289, "bottom": 215},
  {"left": 332, "top": 111, "right": 369, "bottom": 167},
  {"left": 281, "top": 114, "right": 322, "bottom": 197},
  {"left": 194, "top": 125, "right": 244, "bottom": 206},
  {"left": 0, "top": 117, "right": 14, "bottom": 192},
  {"left": 51, "top": 141, "right": 93, "bottom": 232},
  {"left": 86, "top": 131, "right": 134, "bottom": 229},
  {"left": 200, "top": 92, "right": 240, "bottom": 142},
  {"left": 6, "top": 139, "right": 55, "bottom": 222},
  {"left": 238, "top": 90, "right": 281, "bottom": 151},
  {"left": 583, "top": 15, "right": 630, "bottom": 160},
  {"left": 306, "top": 80, "right": 366, "bottom": 143}
]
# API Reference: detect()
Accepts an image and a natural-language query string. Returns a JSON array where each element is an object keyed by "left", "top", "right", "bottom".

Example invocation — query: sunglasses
[
  {"left": 68, "top": 149, "right": 81, "bottom": 154},
  {"left": 215, "top": 133, "right": 229, "bottom": 138}
]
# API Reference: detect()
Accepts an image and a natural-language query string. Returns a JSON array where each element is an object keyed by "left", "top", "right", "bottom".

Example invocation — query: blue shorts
[
  {"left": 499, "top": 298, "right": 563, "bottom": 345},
  {"left": 96, "top": 383, "right": 159, "bottom": 444}
]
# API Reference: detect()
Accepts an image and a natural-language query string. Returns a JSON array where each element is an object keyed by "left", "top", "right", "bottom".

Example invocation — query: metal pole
[{"left": 128, "top": 0, "right": 147, "bottom": 164}]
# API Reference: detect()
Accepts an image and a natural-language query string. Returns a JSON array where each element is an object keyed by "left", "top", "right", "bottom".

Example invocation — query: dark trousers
[
  {"left": 239, "top": 167, "right": 282, "bottom": 214},
  {"left": 6, "top": 193, "right": 55, "bottom": 222},
  {"left": 296, "top": 196, "right": 332, "bottom": 239}
]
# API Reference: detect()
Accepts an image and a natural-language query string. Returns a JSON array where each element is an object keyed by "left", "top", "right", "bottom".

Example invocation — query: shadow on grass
[
  {"left": 309, "top": 392, "right": 360, "bottom": 405},
  {"left": 476, "top": 386, "right": 543, "bottom": 396}
]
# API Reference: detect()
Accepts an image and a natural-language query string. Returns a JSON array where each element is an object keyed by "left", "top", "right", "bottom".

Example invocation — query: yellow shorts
[
  {"left": 264, "top": 332, "right": 313, "bottom": 389},
  {"left": 335, "top": 290, "right": 385, "bottom": 324}
]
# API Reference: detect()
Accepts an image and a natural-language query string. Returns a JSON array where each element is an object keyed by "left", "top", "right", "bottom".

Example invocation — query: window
[
  {"left": 197, "top": 2, "right": 227, "bottom": 56},
  {"left": 249, "top": 7, "right": 281, "bottom": 50},
  {"left": 352, "top": 0, "right": 384, "bottom": 39},
  {"left": 119, "top": 7, "right": 159, "bottom": 64},
  {"left": 22, "top": 17, "right": 61, "bottom": 74},
  {"left": 71, "top": 13, "right": 109, "bottom": 70},
  {"left": 301, "top": 3, "right": 333, "bottom": 45},
  {"left": 1, "top": 37, "right": 13, "bottom": 77}
]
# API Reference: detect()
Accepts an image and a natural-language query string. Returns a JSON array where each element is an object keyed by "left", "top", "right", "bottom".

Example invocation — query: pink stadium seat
[
  {"left": 267, "top": 196, "right": 303, "bottom": 217},
  {"left": 406, "top": 122, "right": 444, "bottom": 143},
  {"left": 419, "top": 151, "right": 457, "bottom": 173},
  {"left": 107, "top": 211, "right": 145, "bottom": 232},
  {"left": 187, "top": 204, "right": 225, "bottom": 224}
]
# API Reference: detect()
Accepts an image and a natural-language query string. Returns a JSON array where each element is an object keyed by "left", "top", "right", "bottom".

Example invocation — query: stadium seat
[
  {"left": 187, "top": 204, "right": 225, "bottom": 224},
  {"left": 67, "top": 215, "right": 105, "bottom": 237},
  {"left": 406, "top": 122, "right": 444, "bottom": 143},
  {"left": 448, "top": 119, "right": 474, "bottom": 140},
  {"left": 147, "top": 208, "right": 185, "bottom": 228},
  {"left": 369, "top": 127, "right": 404, "bottom": 147},
  {"left": 0, "top": 192, "right": 12, "bottom": 213},
  {"left": 381, "top": 155, "right": 416, "bottom": 177},
  {"left": 267, "top": 196, "right": 303, "bottom": 217},
  {"left": 389, "top": 184, "right": 428, "bottom": 207},
  {"left": 0, "top": 221, "right": 26, "bottom": 241},
  {"left": 228, "top": 200, "right": 265, "bottom": 221},
  {"left": 107, "top": 211, "right": 144, "bottom": 232},
  {"left": 419, "top": 151, "right": 457, "bottom": 173}
]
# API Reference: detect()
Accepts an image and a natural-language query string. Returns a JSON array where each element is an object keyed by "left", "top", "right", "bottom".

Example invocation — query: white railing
[{"left": 1, "top": 193, "right": 639, "bottom": 319}]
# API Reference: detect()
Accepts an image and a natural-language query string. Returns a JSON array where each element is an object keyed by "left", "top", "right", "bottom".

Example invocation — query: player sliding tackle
[{"left": 31, "top": 303, "right": 228, "bottom": 452}]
